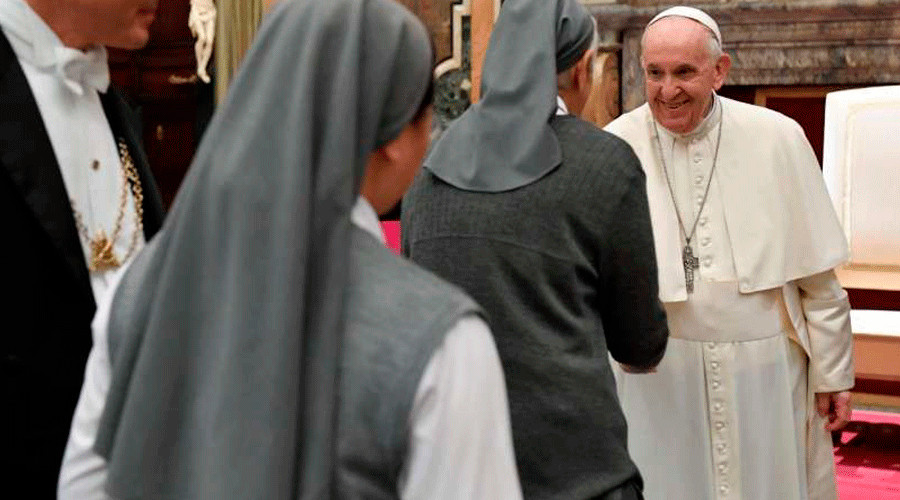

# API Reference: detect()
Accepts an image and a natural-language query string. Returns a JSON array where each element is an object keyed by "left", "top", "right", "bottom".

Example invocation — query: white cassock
[{"left": 605, "top": 96, "right": 854, "bottom": 500}]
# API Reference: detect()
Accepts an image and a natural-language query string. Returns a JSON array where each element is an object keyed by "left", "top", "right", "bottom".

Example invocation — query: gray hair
[{"left": 558, "top": 18, "right": 599, "bottom": 90}]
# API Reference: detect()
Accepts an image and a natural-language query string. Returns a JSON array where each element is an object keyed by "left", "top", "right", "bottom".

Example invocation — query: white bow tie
[
  {"left": 0, "top": 0, "right": 111, "bottom": 96},
  {"left": 53, "top": 45, "right": 110, "bottom": 96}
]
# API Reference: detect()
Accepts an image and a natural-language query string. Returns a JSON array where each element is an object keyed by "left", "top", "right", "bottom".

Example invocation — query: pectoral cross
[{"left": 682, "top": 245, "right": 700, "bottom": 293}]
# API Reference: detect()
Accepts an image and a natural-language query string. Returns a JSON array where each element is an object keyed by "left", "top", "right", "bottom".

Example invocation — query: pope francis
[{"left": 605, "top": 6, "right": 854, "bottom": 500}]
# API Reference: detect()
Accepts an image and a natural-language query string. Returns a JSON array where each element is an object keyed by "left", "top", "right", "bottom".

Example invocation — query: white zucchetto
[{"left": 648, "top": 6, "right": 722, "bottom": 47}]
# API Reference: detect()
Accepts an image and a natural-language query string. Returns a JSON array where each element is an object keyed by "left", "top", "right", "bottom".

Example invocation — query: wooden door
[{"left": 108, "top": 0, "right": 211, "bottom": 207}]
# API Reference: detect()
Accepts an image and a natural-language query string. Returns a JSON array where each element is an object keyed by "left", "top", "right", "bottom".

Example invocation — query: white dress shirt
[
  {"left": 0, "top": 0, "right": 143, "bottom": 301},
  {"left": 59, "top": 197, "right": 523, "bottom": 500},
  {"left": 555, "top": 95, "right": 569, "bottom": 116}
]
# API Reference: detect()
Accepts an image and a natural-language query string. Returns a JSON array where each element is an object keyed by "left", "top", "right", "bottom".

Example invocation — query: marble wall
[
  {"left": 584, "top": 0, "right": 900, "bottom": 111},
  {"left": 401, "top": 0, "right": 621, "bottom": 128},
  {"left": 397, "top": 0, "right": 500, "bottom": 130},
  {"left": 395, "top": 1, "right": 900, "bottom": 125}
]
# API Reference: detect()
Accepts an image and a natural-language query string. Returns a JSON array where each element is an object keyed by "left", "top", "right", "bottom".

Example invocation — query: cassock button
[
  {"left": 712, "top": 380, "right": 721, "bottom": 390},
  {"left": 715, "top": 421, "right": 725, "bottom": 430},
  {"left": 714, "top": 402, "right": 723, "bottom": 412},
  {"left": 694, "top": 157, "right": 702, "bottom": 164},
  {"left": 699, "top": 217, "right": 708, "bottom": 226},
  {"left": 695, "top": 175, "right": 704, "bottom": 185},
  {"left": 91, "top": 159, "right": 100, "bottom": 171},
  {"left": 710, "top": 361, "right": 719, "bottom": 370},
  {"left": 719, "top": 485, "right": 729, "bottom": 495}
]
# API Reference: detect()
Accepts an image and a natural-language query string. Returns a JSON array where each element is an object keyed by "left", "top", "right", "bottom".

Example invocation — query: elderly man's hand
[{"left": 815, "top": 391, "right": 852, "bottom": 431}]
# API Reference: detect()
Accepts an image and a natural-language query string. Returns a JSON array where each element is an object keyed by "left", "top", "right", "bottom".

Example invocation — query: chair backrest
[{"left": 822, "top": 85, "right": 900, "bottom": 292}]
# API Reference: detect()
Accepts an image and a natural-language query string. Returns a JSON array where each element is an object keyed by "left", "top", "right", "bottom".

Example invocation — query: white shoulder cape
[{"left": 605, "top": 97, "right": 848, "bottom": 302}]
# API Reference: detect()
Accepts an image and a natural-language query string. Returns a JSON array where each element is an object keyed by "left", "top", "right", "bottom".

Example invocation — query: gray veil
[
  {"left": 93, "top": 0, "right": 433, "bottom": 498},
  {"left": 425, "top": 0, "right": 594, "bottom": 192}
]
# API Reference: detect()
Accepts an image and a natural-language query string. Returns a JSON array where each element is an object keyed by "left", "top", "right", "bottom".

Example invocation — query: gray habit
[
  {"left": 92, "top": 0, "right": 433, "bottom": 498},
  {"left": 425, "top": 0, "right": 594, "bottom": 192}
]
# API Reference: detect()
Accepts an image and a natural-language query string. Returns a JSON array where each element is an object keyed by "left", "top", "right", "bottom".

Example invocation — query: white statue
[{"left": 189, "top": 0, "right": 216, "bottom": 83}]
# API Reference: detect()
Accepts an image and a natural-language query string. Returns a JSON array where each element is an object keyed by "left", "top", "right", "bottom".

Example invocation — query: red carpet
[{"left": 835, "top": 410, "right": 900, "bottom": 499}]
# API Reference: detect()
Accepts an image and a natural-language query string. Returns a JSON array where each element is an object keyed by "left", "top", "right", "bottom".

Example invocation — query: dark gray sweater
[{"left": 402, "top": 115, "right": 668, "bottom": 499}]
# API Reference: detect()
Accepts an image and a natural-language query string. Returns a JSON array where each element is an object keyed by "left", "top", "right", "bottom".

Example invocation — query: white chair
[{"left": 822, "top": 85, "right": 900, "bottom": 386}]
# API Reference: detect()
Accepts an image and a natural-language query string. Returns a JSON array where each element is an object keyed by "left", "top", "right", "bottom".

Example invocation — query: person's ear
[
  {"left": 359, "top": 143, "right": 393, "bottom": 215},
  {"left": 378, "top": 135, "right": 405, "bottom": 167},
  {"left": 575, "top": 49, "right": 594, "bottom": 92},
  {"left": 369, "top": 125, "right": 415, "bottom": 179},
  {"left": 712, "top": 52, "right": 731, "bottom": 90},
  {"left": 577, "top": 49, "right": 598, "bottom": 100}
]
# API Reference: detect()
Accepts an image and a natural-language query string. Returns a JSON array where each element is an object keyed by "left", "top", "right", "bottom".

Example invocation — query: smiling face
[{"left": 641, "top": 16, "right": 730, "bottom": 134}]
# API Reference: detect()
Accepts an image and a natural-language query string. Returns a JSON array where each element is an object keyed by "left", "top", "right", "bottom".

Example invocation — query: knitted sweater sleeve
[{"left": 599, "top": 168, "right": 669, "bottom": 370}]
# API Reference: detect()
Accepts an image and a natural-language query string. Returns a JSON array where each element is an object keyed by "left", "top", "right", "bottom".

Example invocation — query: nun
[
  {"left": 402, "top": 0, "right": 668, "bottom": 498},
  {"left": 57, "top": 0, "right": 522, "bottom": 498}
]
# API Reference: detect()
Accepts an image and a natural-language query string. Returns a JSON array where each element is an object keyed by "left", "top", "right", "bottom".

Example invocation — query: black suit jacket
[{"left": 0, "top": 31, "right": 165, "bottom": 497}]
